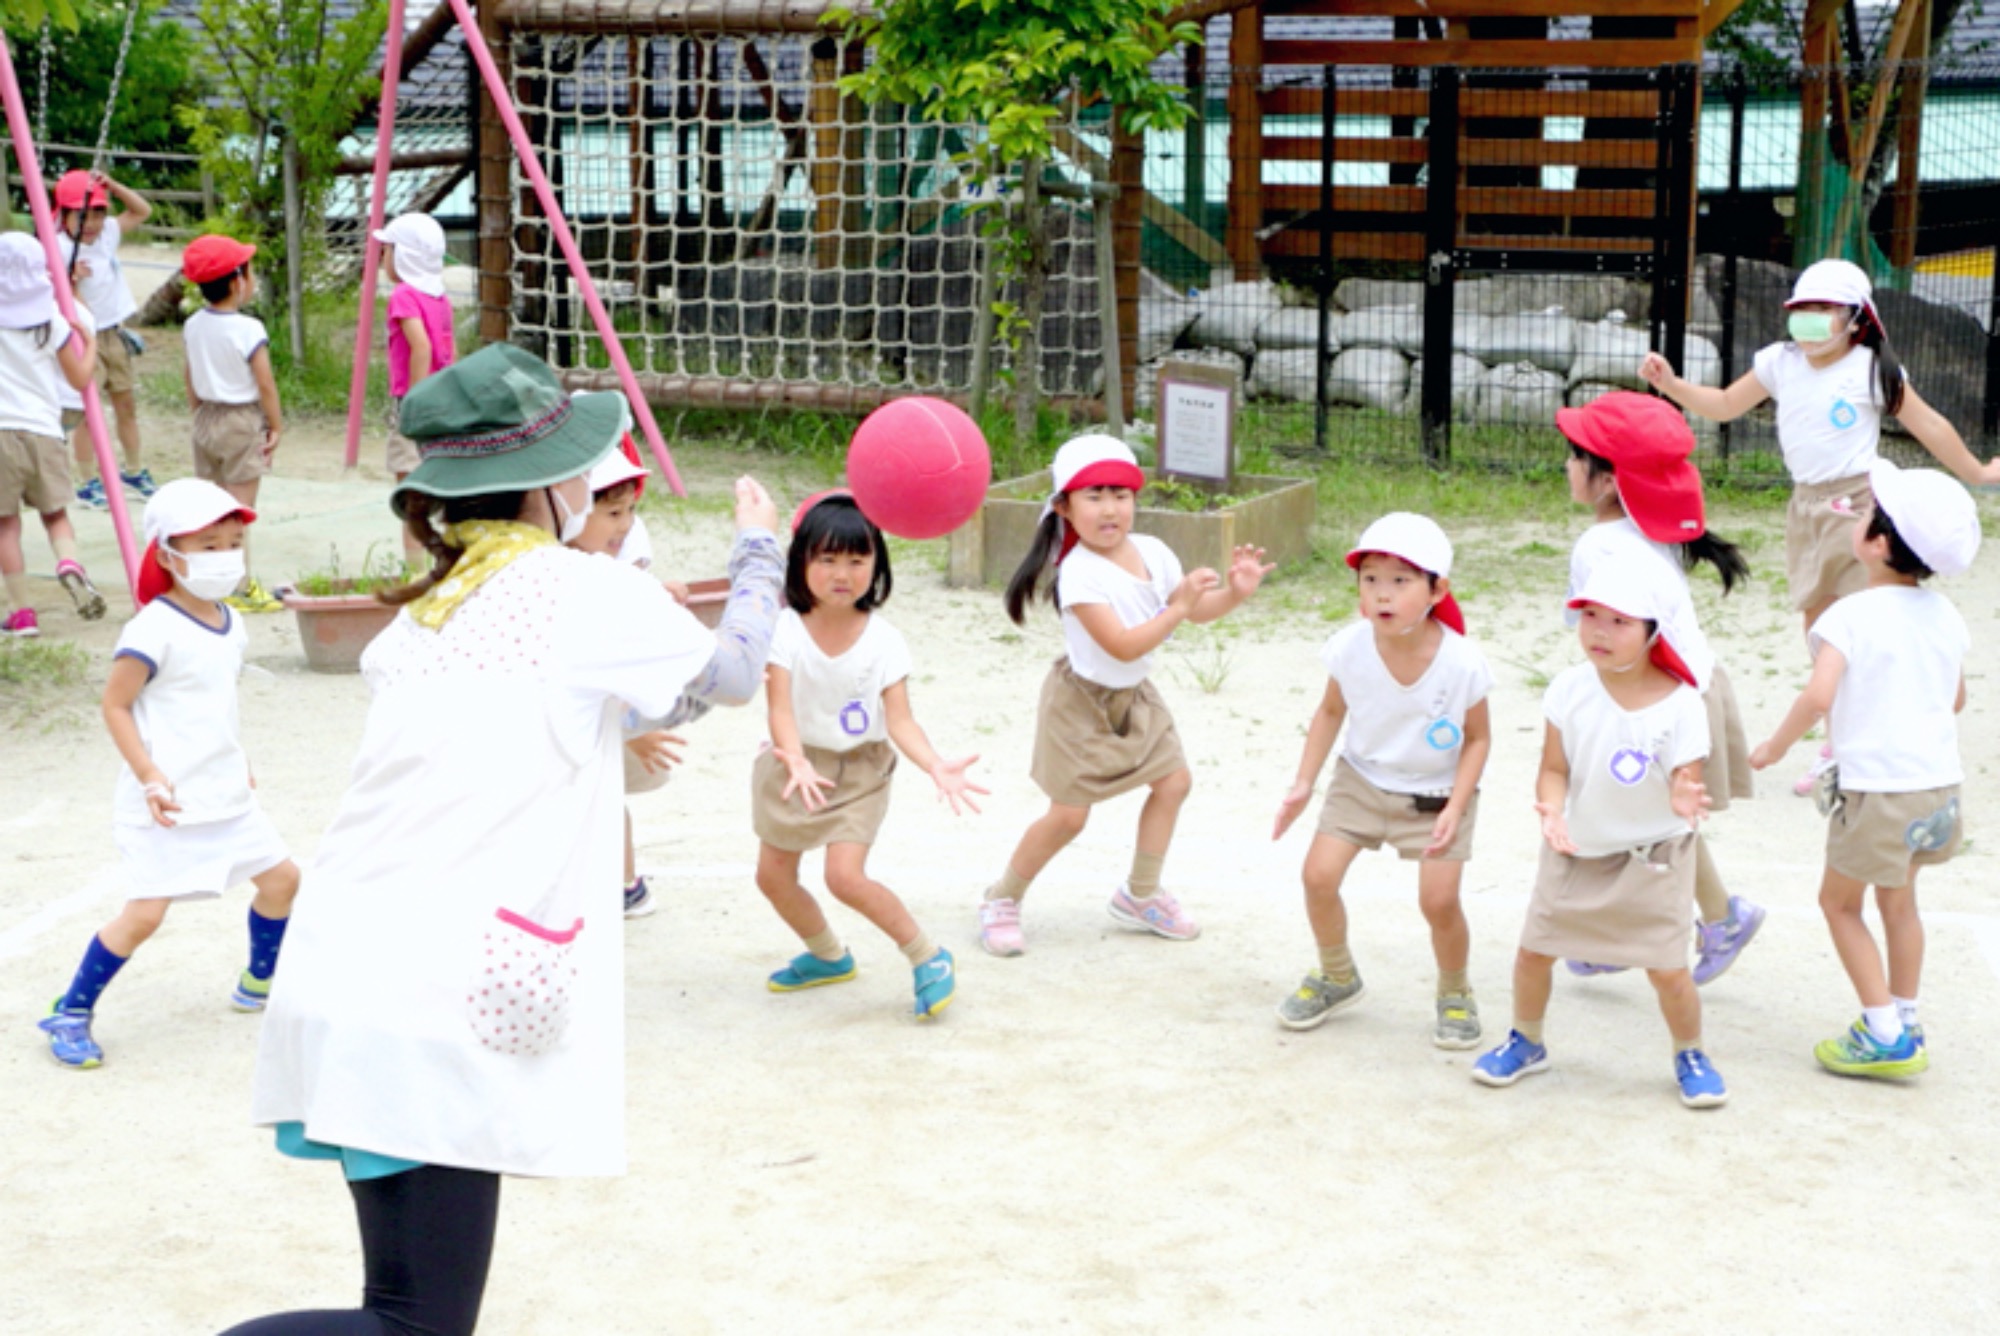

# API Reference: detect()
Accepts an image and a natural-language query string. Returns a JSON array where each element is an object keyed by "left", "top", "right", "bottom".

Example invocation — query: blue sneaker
[
  {"left": 1472, "top": 1030, "right": 1549, "bottom": 1087},
  {"left": 1675, "top": 1048, "right": 1728, "bottom": 1108},
  {"left": 767, "top": 950, "right": 857, "bottom": 993},
  {"left": 38, "top": 1002, "right": 103, "bottom": 1069},
  {"left": 74, "top": 477, "right": 107, "bottom": 510},
  {"left": 231, "top": 971, "right": 271, "bottom": 1013},
  {"left": 1565, "top": 960, "right": 1628, "bottom": 977},
  {"left": 120, "top": 469, "right": 159, "bottom": 499},
  {"left": 1815, "top": 1018, "right": 1928, "bottom": 1079},
  {"left": 913, "top": 947, "right": 956, "bottom": 1019}
]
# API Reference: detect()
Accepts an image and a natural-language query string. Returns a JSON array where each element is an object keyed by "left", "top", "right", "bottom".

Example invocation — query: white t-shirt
[
  {"left": 1057, "top": 533, "right": 1184, "bottom": 688},
  {"left": 1810, "top": 586, "right": 1967, "bottom": 792},
  {"left": 184, "top": 307, "right": 268, "bottom": 405},
  {"left": 69, "top": 216, "right": 138, "bottom": 329},
  {"left": 1566, "top": 518, "right": 1716, "bottom": 691},
  {"left": 1544, "top": 662, "right": 1710, "bottom": 858},
  {"left": 0, "top": 321, "right": 73, "bottom": 437},
  {"left": 251, "top": 546, "right": 715, "bottom": 1178},
  {"left": 1321, "top": 620, "right": 1493, "bottom": 796},
  {"left": 1751, "top": 342, "right": 1893, "bottom": 485},
  {"left": 616, "top": 519, "right": 654, "bottom": 571},
  {"left": 111, "top": 598, "right": 254, "bottom": 828},
  {"left": 767, "top": 608, "right": 912, "bottom": 752}
]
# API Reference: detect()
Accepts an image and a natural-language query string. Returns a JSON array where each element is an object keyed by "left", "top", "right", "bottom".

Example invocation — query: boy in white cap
[
  {"left": 1271, "top": 513, "right": 1494, "bottom": 1049},
  {"left": 36, "top": 478, "right": 301, "bottom": 1069},
  {"left": 374, "top": 213, "right": 456, "bottom": 561},
  {"left": 1475, "top": 559, "right": 1727, "bottom": 1110},
  {"left": 1750, "top": 459, "right": 1978, "bottom": 1079},
  {"left": 0, "top": 231, "right": 103, "bottom": 636}
]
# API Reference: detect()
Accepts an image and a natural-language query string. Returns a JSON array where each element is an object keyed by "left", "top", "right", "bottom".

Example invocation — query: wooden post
[
  {"left": 1112, "top": 115, "right": 1145, "bottom": 421},
  {"left": 1889, "top": 0, "right": 1930, "bottom": 273},
  {"left": 282, "top": 137, "right": 306, "bottom": 365},
  {"left": 1225, "top": 2, "right": 1262, "bottom": 280},
  {"left": 1796, "top": 6, "right": 1837, "bottom": 264},
  {"left": 1832, "top": 0, "right": 1923, "bottom": 249},
  {"left": 810, "top": 37, "right": 842, "bottom": 269},
  {"left": 1183, "top": 42, "right": 1205, "bottom": 227},
  {"left": 476, "top": 0, "right": 513, "bottom": 346}
]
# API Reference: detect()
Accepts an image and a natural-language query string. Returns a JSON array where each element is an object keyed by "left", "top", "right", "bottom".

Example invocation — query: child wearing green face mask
[{"left": 1640, "top": 259, "right": 1998, "bottom": 794}]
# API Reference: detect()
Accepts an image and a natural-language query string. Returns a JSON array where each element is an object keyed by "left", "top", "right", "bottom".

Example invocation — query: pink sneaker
[
  {"left": 979, "top": 897, "right": 1025, "bottom": 957},
  {"left": 3, "top": 608, "right": 39, "bottom": 637},
  {"left": 1107, "top": 884, "right": 1200, "bottom": 941}
]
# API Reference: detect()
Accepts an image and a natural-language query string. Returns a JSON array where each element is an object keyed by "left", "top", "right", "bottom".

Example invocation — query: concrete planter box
[
  {"left": 947, "top": 473, "right": 1316, "bottom": 587},
  {"left": 281, "top": 588, "right": 399, "bottom": 674}
]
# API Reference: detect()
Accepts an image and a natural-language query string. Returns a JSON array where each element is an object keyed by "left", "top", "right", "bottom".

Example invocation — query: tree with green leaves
[{"left": 832, "top": 0, "right": 1199, "bottom": 440}]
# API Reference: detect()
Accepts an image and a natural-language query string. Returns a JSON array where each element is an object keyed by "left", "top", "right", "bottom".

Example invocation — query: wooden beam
[
  {"left": 1266, "top": 0, "right": 1697, "bottom": 13},
  {"left": 1834, "top": 0, "right": 1924, "bottom": 245},
  {"left": 1226, "top": 4, "right": 1263, "bottom": 279},
  {"left": 1262, "top": 38, "right": 1697, "bottom": 68},
  {"left": 1890, "top": 0, "right": 1931, "bottom": 269},
  {"left": 1165, "top": 0, "right": 1258, "bottom": 22},
  {"left": 1267, "top": 184, "right": 1656, "bottom": 218},
  {"left": 1262, "top": 230, "right": 1425, "bottom": 262},
  {"left": 1262, "top": 86, "right": 1657, "bottom": 118},
  {"left": 1052, "top": 126, "right": 1228, "bottom": 267},
  {"left": 1263, "top": 136, "right": 1658, "bottom": 169}
]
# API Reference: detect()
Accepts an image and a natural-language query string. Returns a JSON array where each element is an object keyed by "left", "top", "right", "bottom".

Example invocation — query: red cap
[
  {"left": 1555, "top": 392, "right": 1707, "bottom": 545},
  {"left": 618, "top": 432, "right": 646, "bottom": 500},
  {"left": 791, "top": 488, "right": 853, "bottom": 533},
  {"left": 183, "top": 235, "right": 257, "bottom": 285},
  {"left": 52, "top": 171, "right": 108, "bottom": 211}
]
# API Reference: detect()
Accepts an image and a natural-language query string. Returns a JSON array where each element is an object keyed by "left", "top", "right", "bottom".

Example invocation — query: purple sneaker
[
  {"left": 1565, "top": 960, "right": 1628, "bottom": 977},
  {"left": 1693, "top": 895, "right": 1766, "bottom": 986},
  {"left": 1107, "top": 884, "right": 1200, "bottom": 941}
]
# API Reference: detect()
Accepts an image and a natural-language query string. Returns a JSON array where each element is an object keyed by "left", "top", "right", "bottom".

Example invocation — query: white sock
[
  {"left": 1862, "top": 1004, "right": 1904, "bottom": 1045},
  {"left": 1893, "top": 996, "right": 1920, "bottom": 1028}
]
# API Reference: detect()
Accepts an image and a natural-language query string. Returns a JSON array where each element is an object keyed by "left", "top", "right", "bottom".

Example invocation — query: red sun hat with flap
[
  {"left": 183, "top": 235, "right": 258, "bottom": 285},
  {"left": 1555, "top": 391, "right": 1707, "bottom": 546}
]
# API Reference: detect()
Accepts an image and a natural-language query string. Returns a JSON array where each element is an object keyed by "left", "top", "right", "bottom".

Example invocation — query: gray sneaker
[
  {"left": 1434, "top": 991, "right": 1482, "bottom": 1050},
  {"left": 1276, "top": 970, "right": 1364, "bottom": 1030}
]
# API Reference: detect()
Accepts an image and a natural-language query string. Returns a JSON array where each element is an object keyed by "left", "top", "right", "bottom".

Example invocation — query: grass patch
[
  {"left": 0, "top": 638, "right": 94, "bottom": 730},
  {"left": 290, "top": 542, "right": 410, "bottom": 597}
]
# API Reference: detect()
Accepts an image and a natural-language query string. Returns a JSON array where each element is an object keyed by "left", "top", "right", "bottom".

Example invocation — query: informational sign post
[{"left": 1156, "top": 359, "right": 1238, "bottom": 491}]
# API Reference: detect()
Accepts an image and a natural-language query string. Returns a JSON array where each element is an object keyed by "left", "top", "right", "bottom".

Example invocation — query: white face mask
[
  {"left": 548, "top": 481, "right": 593, "bottom": 545},
  {"left": 166, "top": 545, "right": 246, "bottom": 601}
]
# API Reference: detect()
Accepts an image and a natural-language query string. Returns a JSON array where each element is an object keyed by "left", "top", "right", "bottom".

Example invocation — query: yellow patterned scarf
[{"left": 408, "top": 520, "right": 556, "bottom": 630}]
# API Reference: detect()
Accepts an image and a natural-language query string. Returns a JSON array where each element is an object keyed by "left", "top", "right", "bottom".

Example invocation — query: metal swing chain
[
  {"left": 93, "top": 0, "right": 143, "bottom": 174},
  {"left": 36, "top": 19, "right": 51, "bottom": 144}
]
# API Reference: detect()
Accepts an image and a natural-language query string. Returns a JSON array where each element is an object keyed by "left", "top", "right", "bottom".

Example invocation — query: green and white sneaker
[
  {"left": 231, "top": 971, "right": 272, "bottom": 1013},
  {"left": 1433, "top": 991, "right": 1482, "bottom": 1050},
  {"left": 1276, "top": 970, "right": 1364, "bottom": 1031}
]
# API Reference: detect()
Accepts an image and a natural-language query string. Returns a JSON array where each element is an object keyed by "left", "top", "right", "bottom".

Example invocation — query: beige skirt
[
  {"left": 1029, "top": 658, "right": 1187, "bottom": 807},
  {"left": 1702, "top": 663, "right": 1754, "bottom": 810},
  {"left": 751, "top": 740, "right": 897, "bottom": 852},
  {"left": 1520, "top": 832, "right": 1696, "bottom": 972},
  {"left": 623, "top": 742, "right": 670, "bottom": 795},
  {"left": 1785, "top": 474, "right": 1871, "bottom": 612}
]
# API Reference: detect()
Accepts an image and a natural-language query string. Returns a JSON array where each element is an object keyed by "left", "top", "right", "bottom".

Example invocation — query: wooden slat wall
[
  {"left": 1260, "top": 87, "right": 1657, "bottom": 118},
  {"left": 1263, "top": 38, "right": 1697, "bottom": 68},
  {"left": 1267, "top": 0, "right": 1696, "bottom": 13}
]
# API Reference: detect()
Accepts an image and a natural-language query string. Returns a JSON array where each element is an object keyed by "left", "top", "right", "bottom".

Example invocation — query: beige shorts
[
  {"left": 1521, "top": 832, "right": 1696, "bottom": 972},
  {"left": 386, "top": 396, "right": 419, "bottom": 476},
  {"left": 1702, "top": 663, "right": 1754, "bottom": 811},
  {"left": 1826, "top": 783, "right": 1961, "bottom": 888},
  {"left": 623, "top": 740, "right": 670, "bottom": 795},
  {"left": 1785, "top": 474, "right": 1871, "bottom": 612},
  {"left": 95, "top": 326, "right": 135, "bottom": 397},
  {"left": 1315, "top": 758, "right": 1477, "bottom": 862},
  {"left": 0, "top": 429, "right": 73, "bottom": 516},
  {"left": 751, "top": 740, "right": 897, "bottom": 852},
  {"left": 60, "top": 408, "right": 83, "bottom": 434},
  {"left": 192, "top": 401, "right": 269, "bottom": 485},
  {"left": 1029, "top": 658, "right": 1187, "bottom": 808}
]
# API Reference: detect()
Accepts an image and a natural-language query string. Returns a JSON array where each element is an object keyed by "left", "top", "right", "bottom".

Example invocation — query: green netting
[{"left": 1792, "top": 127, "right": 1905, "bottom": 291}]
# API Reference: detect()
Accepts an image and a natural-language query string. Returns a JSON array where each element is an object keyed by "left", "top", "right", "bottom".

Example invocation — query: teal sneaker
[
  {"left": 38, "top": 1002, "right": 103, "bottom": 1069},
  {"left": 231, "top": 971, "right": 271, "bottom": 1013},
  {"left": 913, "top": 947, "right": 956, "bottom": 1019},
  {"left": 767, "top": 950, "right": 857, "bottom": 993},
  {"left": 1815, "top": 1018, "right": 1927, "bottom": 1079}
]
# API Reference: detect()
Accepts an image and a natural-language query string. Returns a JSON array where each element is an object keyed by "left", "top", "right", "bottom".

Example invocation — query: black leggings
[{"left": 221, "top": 1164, "right": 501, "bottom": 1336}]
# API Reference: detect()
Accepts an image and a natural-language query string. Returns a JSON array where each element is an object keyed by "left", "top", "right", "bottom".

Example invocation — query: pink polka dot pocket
[{"left": 467, "top": 908, "right": 582, "bottom": 1058}]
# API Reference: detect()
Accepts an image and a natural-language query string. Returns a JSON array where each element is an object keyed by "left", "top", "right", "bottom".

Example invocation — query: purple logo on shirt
[
  {"left": 839, "top": 700, "right": 871, "bottom": 737},
  {"left": 1608, "top": 748, "right": 1652, "bottom": 786}
]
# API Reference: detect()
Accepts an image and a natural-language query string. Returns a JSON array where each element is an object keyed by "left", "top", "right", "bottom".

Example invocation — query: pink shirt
[{"left": 386, "top": 285, "right": 455, "bottom": 398}]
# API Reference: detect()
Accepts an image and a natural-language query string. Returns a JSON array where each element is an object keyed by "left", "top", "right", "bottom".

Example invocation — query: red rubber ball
[{"left": 845, "top": 396, "right": 992, "bottom": 541}]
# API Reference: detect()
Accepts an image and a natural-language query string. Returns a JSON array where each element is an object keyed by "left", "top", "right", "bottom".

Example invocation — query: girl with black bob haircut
[{"left": 787, "top": 491, "right": 892, "bottom": 613}]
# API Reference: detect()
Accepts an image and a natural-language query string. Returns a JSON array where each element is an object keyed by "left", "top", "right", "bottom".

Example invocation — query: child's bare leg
[
  {"left": 1819, "top": 866, "right": 1890, "bottom": 1008},
  {"left": 824, "top": 842, "right": 921, "bottom": 949},
  {"left": 71, "top": 420, "right": 94, "bottom": 474},
  {"left": 250, "top": 860, "right": 301, "bottom": 919},
  {"left": 37, "top": 508, "right": 81, "bottom": 567},
  {"left": 1878, "top": 872, "right": 1925, "bottom": 1005},
  {"left": 1301, "top": 834, "right": 1362, "bottom": 950},
  {"left": 99, "top": 897, "right": 170, "bottom": 958},
  {"left": 1134, "top": 767, "right": 1191, "bottom": 858},
  {"left": 0, "top": 514, "right": 29, "bottom": 611},
  {"left": 1511, "top": 949, "right": 1556, "bottom": 1039},
  {"left": 110, "top": 389, "right": 142, "bottom": 474},
  {"left": 1416, "top": 857, "right": 1470, "bottom": 977},
  {"left": 755, "top": 843, "right": 830, "bottom": 942},
  {"left": 1646, "top": 966, "right": 1703, "bottom": 1046},
  {"left": 989, "top": 802, "right": 1090, "bottom": 901},
  {"left": 223, "top": 479, "right": 259, "bottom": 580},
  {"left": 239, "top": 861, "right": 303, "bottom": 1000},
  {"left": 623, "top": 808, "right": 636, "bottom": 886}
]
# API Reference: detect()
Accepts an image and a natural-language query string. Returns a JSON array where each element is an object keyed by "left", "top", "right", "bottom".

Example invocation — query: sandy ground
[{"left": 5, "top": 310, "right": 2000, "bottom": 1332}]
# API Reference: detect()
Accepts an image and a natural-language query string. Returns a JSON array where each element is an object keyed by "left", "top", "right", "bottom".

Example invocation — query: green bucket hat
[{"left": 390, "top": 343, "right": 627, "bottom": 519}]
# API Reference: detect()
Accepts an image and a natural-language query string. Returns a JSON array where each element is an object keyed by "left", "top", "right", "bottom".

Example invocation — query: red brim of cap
[
  {"left": 791, "top": 488, "right": 852, "bottom": 533},
  {"left": 1063, "top": 460, "right": 1145, "bottom": 494},
  {"left": 136, "top": 540, "right": 174, "bottom": 607}
]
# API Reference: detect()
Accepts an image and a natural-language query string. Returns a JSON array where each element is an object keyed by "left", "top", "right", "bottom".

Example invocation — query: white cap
[
  {"left": 143, "top": 478, "right": 255, "bottom": 545},
  {"left": 372, "top": 213, "right": 448, "bottom": 297},
  {"left": 1050, "top": 433, "right": 1144, "bottom": 494},
  {"left": 1868, "top": 458, "right": 1980, "bottom": 577},
  {"left": 1566, "top": 557, "right": 1699, "bottom": 687},
  {"left": 586, "top": 447, "right": 647, "bottom": 494},
  {"left": 0, "top": 233, "right": 57, "bottom": 331},
  {"left": 1788, "top": 258, "right": 1879, "bottom": 328},
  {"left": 1346, "top": 512, "right": 1452, "bottom": 578}
]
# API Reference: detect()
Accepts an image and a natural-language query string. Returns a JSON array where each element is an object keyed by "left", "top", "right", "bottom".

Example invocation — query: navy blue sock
[
  {"left": 60, "top": 935, "right": 128, "bottom": 1013},
  {"left": 247, "top": 908, "right": 289, "bottom": 981}
]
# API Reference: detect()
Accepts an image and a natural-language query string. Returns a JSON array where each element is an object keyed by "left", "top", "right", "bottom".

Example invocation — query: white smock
[{"left": 249, "top": 544, "right": 713, "bottom": 1177}]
